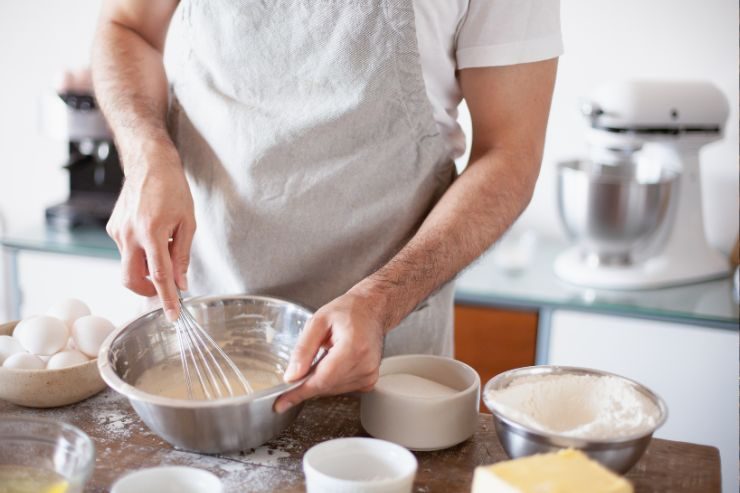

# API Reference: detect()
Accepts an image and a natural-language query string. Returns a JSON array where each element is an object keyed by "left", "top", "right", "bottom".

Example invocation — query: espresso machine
[
  {"left": 554, "top": 80, "right": 730, "bottom": 289},
  {"left": 44, "top": 69, "right": 123, "bottom": 229}
]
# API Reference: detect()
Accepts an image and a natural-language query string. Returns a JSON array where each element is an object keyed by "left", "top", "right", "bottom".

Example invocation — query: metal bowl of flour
[
  {"left": 482, "top": 366, "right": 668, "bottom": 473},
  {"left": 98, "top": 294, "right": 317, "bottom": 453}
]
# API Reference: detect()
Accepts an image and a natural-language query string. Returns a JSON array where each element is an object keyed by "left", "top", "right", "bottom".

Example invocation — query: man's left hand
[{"left": 274, "top": 289, "right": 386, "bottom": 413}]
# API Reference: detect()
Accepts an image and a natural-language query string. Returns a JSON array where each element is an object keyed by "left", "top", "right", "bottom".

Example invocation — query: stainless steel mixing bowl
[
  {"left": 482, "top": 366, "right": 668, "bottom": 474},
  {"left": 557, "top": 159, "right": 678, "bottom": 266},
  {"left": 98, "top": 294, "right": 316, "bottom": 453}
]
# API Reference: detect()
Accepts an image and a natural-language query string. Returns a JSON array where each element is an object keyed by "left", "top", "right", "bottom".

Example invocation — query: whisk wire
[
  {"left": 178, "top": 317, "right": 218, "bottom": 399},
  {"left": 172, "top": 291, "right": 254, "bottom": 400},
  {"left": 182, "top": 311, "right": 234, "bottom": 397},
  {"left": 174, "top": 322, "right": 195, "bottom": 399},
  {"left": 182, "top": 308, "right": 255, "bottom": 395}
]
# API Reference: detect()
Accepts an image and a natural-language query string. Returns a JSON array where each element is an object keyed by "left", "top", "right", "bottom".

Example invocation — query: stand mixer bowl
[{"left": 557, "top": 159, "right": 678, "bottom": 266}]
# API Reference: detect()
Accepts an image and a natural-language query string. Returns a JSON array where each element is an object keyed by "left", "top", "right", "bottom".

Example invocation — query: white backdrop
[
  {"left": 0, "top": 0, "right": 737, "bottom": 248},
  {"left": 0, "top": 1, "right": 738, "bottom": 313},
  {"left": 462, "top": 0, "right": 739, "bottom": 253}
]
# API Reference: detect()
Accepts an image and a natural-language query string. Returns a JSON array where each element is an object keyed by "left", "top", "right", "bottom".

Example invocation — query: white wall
[
  {"left": 1, "top": 0, "right": 737, "bottom": 247},
  {"left": 0, "top": 1, "right": 101, "bottom": 235},
  {"left": 16, "top": 251, "right": 143, "bottom": 327},
  {"left": 508, "top": 0, "right": 739, "bottom": 253},
  {"left": 0, "top": 0, "right": 101, "bottom": 319}
]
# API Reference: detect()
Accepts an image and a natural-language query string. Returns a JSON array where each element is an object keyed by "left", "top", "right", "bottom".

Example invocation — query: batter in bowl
[{"left": 135, "top": 357, "right": 284, "bottom": 400}]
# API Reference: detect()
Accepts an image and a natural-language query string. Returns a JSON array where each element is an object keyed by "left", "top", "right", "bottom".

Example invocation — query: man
[{"left": 92, "top": 0, "right": 561, "bottom": 413}]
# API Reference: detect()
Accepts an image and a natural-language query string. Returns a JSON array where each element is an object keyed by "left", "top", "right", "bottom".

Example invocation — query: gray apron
[{"left": 165, "top": 0, "right": 456, "bottom": 356}]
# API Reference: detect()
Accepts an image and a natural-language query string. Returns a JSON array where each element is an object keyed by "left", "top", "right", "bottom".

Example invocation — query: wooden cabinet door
[{"left": 454, "top": 304, "right": 538, "bottom": 399}]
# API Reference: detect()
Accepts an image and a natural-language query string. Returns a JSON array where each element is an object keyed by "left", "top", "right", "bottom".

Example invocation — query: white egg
[
  {"left": 46, "top": 349, "right": 89, "bottom": 370},
  {"left": 3, "top": 352, "right": 45, "bottom": 370},
  {"left": 72, "top": 315, "right": 115, "bottom": 358},
  {"left": 0, "top": 335, "right": 25, "bottom": 364},
  {"left": 14, "top": 316, "right": 69, "bottom": 356},
  {"left": 47, "top": 298, "right": 91, "bottom": 329}
]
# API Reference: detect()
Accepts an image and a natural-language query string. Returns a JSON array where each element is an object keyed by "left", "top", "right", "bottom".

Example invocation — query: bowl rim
[
  {"left": 374, "top": 354, "right": 481, "bottom": 401},
  {"left": 557, "top": 159, "right": 680, "bottom": 185},
  {"left": 303, "top": 437, "right": 417, "bottom": 487},
  {"left": 97, "top": 293, "right": 321, "bottom": 409},
  {"left": 111, "top": 466, "right": 223, "bottom": 493},
  {"left": 0, "top": 321, "right": 98, "bottom": 373},
  {"left": 0, "top": 415, "right": 96, "bottom": 481},
  {"left": 482, "top": 365, "right": 669, "bottom": 444}
]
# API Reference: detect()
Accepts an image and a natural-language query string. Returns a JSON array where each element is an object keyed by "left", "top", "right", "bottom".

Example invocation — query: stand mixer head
[{"left": 555, "top": 80, "right": 730, "bottom": 289}]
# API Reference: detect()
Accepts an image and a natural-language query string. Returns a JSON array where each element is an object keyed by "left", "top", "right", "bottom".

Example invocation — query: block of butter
[{"left": 471, "top": 449, "right": 633, "bottom": 493}]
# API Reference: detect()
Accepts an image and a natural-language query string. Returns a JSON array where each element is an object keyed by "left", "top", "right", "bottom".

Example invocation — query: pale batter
[{"left": 135, "top": 358, "right": 283, "bottom": 400}]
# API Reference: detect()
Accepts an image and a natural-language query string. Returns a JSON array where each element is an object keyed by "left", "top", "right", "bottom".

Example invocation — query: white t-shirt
[{"left": 413, "top": 0, "right": 564, "bottom": 158}]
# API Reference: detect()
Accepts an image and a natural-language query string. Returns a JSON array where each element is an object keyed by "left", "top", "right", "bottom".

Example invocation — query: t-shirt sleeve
[{"left": 456, "top": 0, "right": 563, "bottom": 69}]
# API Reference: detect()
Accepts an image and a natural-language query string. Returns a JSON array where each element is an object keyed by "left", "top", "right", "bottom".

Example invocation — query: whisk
[{"left": 172, "top": 290, "right": 254, "bottom": 400}]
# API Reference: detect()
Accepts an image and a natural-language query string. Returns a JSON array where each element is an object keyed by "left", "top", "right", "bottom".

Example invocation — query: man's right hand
[
  {"left": 93, "top": 0, "right": 184, "bottom": 319},
  {"left": 106, "top": 143, "right": 196, "bottom": 322}
]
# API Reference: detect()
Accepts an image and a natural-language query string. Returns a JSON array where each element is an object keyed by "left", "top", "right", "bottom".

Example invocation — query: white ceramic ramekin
[
  {"left": 360, "top": 354, "right": 481, "bottom": 451},
  {"left": 303, "top": 437, "right": 417, "bottom": 493},
  {"left": 111, "top": 466, "right": 223, "bottom": 493}
]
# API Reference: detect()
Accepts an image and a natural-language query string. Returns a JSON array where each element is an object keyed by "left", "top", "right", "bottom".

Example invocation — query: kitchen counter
[{"left": 0, "top": 389, "right": 721, "bottom": 492}]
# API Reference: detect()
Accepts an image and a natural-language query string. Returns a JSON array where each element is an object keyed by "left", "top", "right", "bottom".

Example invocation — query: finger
[
  {"left": 275, "top": 351, "right": 343, "bottom": 413},
  {"left": 275, "top": 367, "right": 371, "bottom": 414},
  {"left": 284, "top": 313, "right": 331, "bottom": 382},
  {"left": 144, "top": 235, "right": 180, "bottom": 322},
  {"left": 274, "top": 379, "right": 319, "bottom": 414},
  {"left": 169, "top": 220, "right": 195, "bottom": 291},
  {"left": 120, "top": 244, "right": 157, "bottom": 297},
  {"left": 106, "top": 225, "right": 120, "bottom": 250},
  {"left": 357, "top": 373, "right": 378, "bottom": 392}
]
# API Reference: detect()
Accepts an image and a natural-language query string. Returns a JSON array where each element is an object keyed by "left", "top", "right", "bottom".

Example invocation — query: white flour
[
  {"left": 487, "top": 374, "right": 660, "bottom": 440},
  {"left": 375, "top": 373, "right": 457, "bottom": 397},
  {"left": 153, "top": 446, "right": 296, "bottom": 492}
]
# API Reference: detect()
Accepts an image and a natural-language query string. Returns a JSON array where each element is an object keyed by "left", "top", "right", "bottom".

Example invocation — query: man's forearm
[
  {"left": 92, "top": 15, "right": 174, "bottom": 172},
  {"left": 352, "top": 59, "right": 557, "bottom": 333},
  {"left": 353, "top": 148, "right": 539, "bottom": 331}
]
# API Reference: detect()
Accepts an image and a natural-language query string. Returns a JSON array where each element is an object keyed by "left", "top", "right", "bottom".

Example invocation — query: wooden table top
[{"left": 1, "top": 389, "right": 720, "bottom": 492}]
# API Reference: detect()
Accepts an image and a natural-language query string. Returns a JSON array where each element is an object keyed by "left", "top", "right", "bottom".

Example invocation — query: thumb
[{"left": 284, "top": 313, "right": 330, "bottom": 382}]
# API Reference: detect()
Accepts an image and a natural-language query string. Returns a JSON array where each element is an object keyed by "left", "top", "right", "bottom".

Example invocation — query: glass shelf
[
  {"left": 456, "top": 237, "right": 739, "bottom": 329},
  {"left": 1, "top": 224, "right": 118, "bottom": 259}
]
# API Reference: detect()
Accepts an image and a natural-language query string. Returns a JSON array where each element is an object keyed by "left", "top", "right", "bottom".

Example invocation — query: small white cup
[
  {"left": 303, "top": 437, "right": 417, "bottom": 493},
  {"left": 111, "top": 466, "right": 223, "bottom": 493}
]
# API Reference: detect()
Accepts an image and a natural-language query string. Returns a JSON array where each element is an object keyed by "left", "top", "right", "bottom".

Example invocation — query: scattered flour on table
[
  {"left": 153, "top": 446, "right": 297, "bottom": 493},
  {"left": 92, "top": 408, "right": 140, "bottom": 440},
  {"left": 226, "top": 445, "right": 290, "bottom": 466},
  {"left": 486, "top": 374, "right": 660, "bottom": 440}
]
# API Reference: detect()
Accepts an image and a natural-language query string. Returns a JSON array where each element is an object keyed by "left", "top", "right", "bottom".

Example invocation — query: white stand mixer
[{"left": 554, "top": 80, "right": 730, "bottom": 289}]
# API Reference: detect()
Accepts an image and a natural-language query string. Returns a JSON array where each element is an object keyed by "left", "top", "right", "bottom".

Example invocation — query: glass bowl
[{"left": 0, "top": 416, "right": 95, "bottom": 493}]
